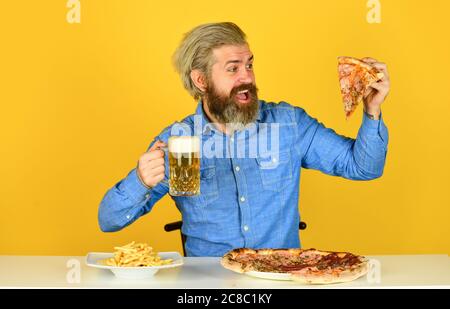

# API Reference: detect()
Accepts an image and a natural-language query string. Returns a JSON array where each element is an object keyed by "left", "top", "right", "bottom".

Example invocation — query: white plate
[
  {"left": 245, "top": 271, "right": 293, "bottom": 281},
  {"left": 85, "top": 251, "right": 183, "bottom": 279}
]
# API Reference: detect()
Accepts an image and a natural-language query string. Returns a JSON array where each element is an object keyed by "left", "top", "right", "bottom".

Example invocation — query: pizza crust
[
  {"left": 220, "top": 256, "right": 247, "bottom": 273},
  {"left": 338, "top": 56, "right": 383, "bottom": 78},
  {"left": 290, "top": 258, "right": 369, "bottom": 284},
  {"left": 221, "top": 248, "right": 258, "bottom": 273}
]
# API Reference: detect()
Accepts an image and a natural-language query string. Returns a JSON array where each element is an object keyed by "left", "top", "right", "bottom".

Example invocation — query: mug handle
[{"left": 156, "top": 145, "right": 169, "bottom": 185}]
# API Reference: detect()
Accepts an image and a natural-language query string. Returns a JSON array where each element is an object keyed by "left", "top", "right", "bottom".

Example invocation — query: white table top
[{"left": 0, "top": 254, "right": 449, "bottom": 288}]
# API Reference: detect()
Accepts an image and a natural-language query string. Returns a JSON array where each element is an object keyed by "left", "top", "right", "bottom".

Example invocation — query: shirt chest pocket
[
  {"left": 199, "top": 166, "right": 219, "bottom": 202},
  {"left": 176, "top": 165, "right": 219, "bottom": 207},
  {"left": 256, "top": 150, "right": 293, "bottom": 192}
]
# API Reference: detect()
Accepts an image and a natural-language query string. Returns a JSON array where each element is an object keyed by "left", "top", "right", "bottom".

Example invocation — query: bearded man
[{"left": 98, "top": 22, "right": 390, "bottom": 257}]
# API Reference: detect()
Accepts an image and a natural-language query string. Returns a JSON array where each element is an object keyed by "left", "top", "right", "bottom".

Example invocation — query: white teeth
[{"left": 237, "top": 90, "right": 249, "bottom": 94}]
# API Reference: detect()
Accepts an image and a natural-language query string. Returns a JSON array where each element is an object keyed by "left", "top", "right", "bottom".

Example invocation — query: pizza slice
[{"left": 338, "top": 56, "right": 384, "bottom": 118}]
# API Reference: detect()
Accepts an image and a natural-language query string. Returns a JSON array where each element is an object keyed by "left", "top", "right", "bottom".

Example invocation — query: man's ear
[{"left": 190, "top": 69, "right": 207, "bottom": 93}]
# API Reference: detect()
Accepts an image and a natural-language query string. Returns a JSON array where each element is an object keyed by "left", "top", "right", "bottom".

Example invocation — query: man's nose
[{"left": 237, "top": 67, "right": 254, "bottom": 84}]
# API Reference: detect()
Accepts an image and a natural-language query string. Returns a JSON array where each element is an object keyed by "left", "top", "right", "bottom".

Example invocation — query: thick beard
[{"left": 204, "top": 81, "right": 259, "bottom": 133}]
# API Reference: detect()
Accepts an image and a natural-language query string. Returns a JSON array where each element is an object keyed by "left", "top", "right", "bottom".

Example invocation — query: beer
[{"left": 168, "top": 136, "right": 200, "bottom": 196}]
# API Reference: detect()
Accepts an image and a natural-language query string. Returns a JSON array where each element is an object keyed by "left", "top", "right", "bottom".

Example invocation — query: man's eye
[
  {"left": 227, "top": 67, "right": 238, "bottom": 72},
  {"left": 246, "top": 63, "right": 253, "bottom": 70}
]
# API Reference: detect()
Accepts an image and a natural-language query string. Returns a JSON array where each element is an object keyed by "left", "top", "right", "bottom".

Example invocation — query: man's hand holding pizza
[{"left": 361, "top": 57, "right": 391, "bottom": 119}]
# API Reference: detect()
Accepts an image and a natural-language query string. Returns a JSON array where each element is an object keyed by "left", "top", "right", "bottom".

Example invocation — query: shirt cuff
[
  {"left": 360, "top": 111, "right": 389, "bottom": 145},
  {"left": 122, "top": 168, "right": 152, "bottom": 203}
]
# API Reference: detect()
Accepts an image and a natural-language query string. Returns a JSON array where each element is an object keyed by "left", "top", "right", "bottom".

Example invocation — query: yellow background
[{"left": 1, "top": 0, "right": 449, "bottom": 256}]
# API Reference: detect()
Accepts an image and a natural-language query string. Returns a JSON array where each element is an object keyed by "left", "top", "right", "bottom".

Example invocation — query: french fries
[{"left": 100, "top": 241, "right": 173, "bottom": 267}]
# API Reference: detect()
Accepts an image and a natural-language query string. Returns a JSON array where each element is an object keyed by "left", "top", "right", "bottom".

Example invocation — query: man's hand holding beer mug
[
  {"left": 137, "top": 140, "right": 167, "bottom": 189},
  {"left": 137, "top": 137, "right": 200, "bottom": 196}
]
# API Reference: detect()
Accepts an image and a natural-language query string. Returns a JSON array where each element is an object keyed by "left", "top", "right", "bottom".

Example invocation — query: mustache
[{"left": 229, "top": 83, "right": 258, "bottom": 98}]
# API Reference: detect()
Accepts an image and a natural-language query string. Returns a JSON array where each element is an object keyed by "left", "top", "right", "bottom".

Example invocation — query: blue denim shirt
[{"left": 98, "top": 100, "right": 388, "bottom": 256}]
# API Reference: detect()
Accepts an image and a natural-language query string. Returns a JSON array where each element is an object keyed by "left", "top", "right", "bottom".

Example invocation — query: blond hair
[{"left": 173, "top": 22, "right": 248, "bottom": 100}]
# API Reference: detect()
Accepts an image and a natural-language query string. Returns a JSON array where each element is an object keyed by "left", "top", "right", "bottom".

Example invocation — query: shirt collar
[{"left": 195, "top": 100, "right": 263, "bottom": 135}]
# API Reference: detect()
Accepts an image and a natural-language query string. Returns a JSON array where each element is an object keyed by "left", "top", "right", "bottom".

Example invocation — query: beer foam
[{"left": 168, "top": 136, "right": 200, "bottom": 153}]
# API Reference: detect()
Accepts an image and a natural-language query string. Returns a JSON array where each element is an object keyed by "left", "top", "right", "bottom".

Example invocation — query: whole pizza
[{"left": 221, "top": 248, "right": 369, "bottom": 284}]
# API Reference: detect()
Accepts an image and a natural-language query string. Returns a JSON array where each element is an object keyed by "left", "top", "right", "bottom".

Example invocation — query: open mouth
[{"left": 235, "top": 89, "right": 251, "bottom": 104}]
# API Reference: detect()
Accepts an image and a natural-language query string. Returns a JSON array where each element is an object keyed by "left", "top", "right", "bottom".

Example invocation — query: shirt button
[
  {"left": 230, "top": 137, "right": 234, "bottom": 142},
  {"left": 243, "top": 225, "right": 249, "bottom": 232},
  {"left": 235, "top": 166, "right": 240, "bottom": 172},
  {"left": 145, "top": 193, "right": 150, "bottom": 199},
  {"left": 272, "top": 157, "right": 277, "bottom": 163},
  {"left": 240, "top": 196, "right": 246, "bottom": 202},
  {"left": 126, "top": 215, "right": 131, "bottom": 219}
]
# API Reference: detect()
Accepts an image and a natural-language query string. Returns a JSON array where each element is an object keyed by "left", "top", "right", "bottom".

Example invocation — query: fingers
[
  {"left": 152, "top": 173, "right": 165, "bottom": 184},
  {"left": 138, "top": 165, "right": 165, "bottom": 186},
  {"left": 372, "top": 67, "right": 390, "bottom": 86},
  {"left": 371, "top": 63, "right": 389, "bottom": 80},
  {"left": 141, "top": 141, "right": 166, "bottom": 161},
  {"left": 141, "top": 149, "right": 164, "bottom": 161},
  {"left": 146, "top": 165, "right": 165, "bottom": 178},
  {"left": 363, "top": 86, "right": 374, "bottom": 98},
  {"left": 148, "top": 140, "right": 166, "bottom": 152},
  {"left": 147, "top": 157, "right": 164, "bottom": 170},
  {"left": 138, "top": 140, "right": 166, "bottom": 171},
  {"left": 361, "top": 57, "right": 378, "bottom": 63},
  {"left": 137, "top": 140, "right": 167, "bottom": 187},
  {"left": 361, "top": 57, "right": 387, "bottom": 72},
  {"left": 369, "top": 82, "right": 383, "bottom": 90},
  {"left": 369, "top": 80, "right": 389, "bottom": 93},
  {"left": 139, "top": 161, "right": 166, "bottom": 183},
  {"left": 138, "top": 151, "right": 163, "bottom": 165},
  {"left": 362, "top": 57, "right": 390, "bottom": 82},
  {"left": 139, "top": 152, "right": 165, "bottom": 171}
]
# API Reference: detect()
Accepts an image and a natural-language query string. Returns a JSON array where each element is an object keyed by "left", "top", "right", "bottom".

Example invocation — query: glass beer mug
[{"left": 164, "top": 136, "right": 201, "bottom": 196}]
